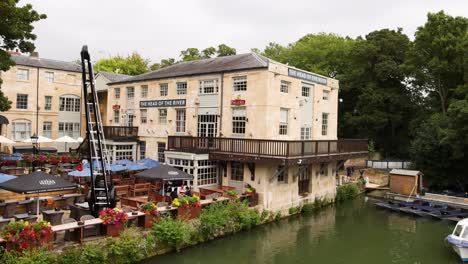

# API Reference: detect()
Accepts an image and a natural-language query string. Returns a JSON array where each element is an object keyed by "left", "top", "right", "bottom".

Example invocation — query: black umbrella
[
  {"left": 0, "top": 171, "right": 78, "bottom": 215},
  {"left": 135, "top": 164, "right": 194, "bottom": 181}
]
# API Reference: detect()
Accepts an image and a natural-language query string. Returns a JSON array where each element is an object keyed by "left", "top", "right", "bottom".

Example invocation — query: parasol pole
[{"left": 36, "top": 194, "right": 40, "bottom": 216}]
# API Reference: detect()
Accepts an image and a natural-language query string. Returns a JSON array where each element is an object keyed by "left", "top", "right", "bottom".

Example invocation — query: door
[
  {"left": 197, "top": 115, "right": 217, "bottom": 149},
  {"left": 229, "top": 161, "right": 244, "bottom": 192},
  {"left": 298, "top": 165, "right": 311, "bottom": 195}
]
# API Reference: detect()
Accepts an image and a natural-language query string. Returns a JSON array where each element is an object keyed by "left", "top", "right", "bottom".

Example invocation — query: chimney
[{"left": 30, "top": 51, "right": 39, "bottom": 58}]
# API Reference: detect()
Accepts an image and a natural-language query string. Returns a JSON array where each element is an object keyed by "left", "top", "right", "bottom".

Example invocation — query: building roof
[
  {"left": 389, "top": 169, "right": 422, "bottom": 176},
  {"left": 10, "top": 53, "right": 82, "bottom": 73},
  {"left": 109, "top": 53, "right": 270, "bottom": 85},
  {"left": 98, "top": 71, "right": 132, "bottom": 82}
]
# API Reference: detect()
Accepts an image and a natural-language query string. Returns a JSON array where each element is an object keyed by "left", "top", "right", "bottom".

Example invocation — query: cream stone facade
[
  {"left": 105, "top": 53, "right": 367, "bottom": 211},
  {"left": 0, "top": 53, "right": 85, "bottom": 153}
]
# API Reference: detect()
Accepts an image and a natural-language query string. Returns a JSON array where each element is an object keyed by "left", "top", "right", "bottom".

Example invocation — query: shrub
[
  {"left": 336, "top": 183, "right": 360, "bottom": 202},
  {"left": 106, "top": 227, "right": 148, "bottom": 264},
  {"left": 152, "top": 217, "right": 189, "bottom": 251},
  {"left": 301, "top": 203, "right": 315, "bottom": 213},
  {"left": 57, "top": 247, "right": 81, "bottom": 264},
  {"left": 237, "top": 208, "right": 260, "bottom": 230},
  {"left": 260, "top": 210, "right": 271, "bottom": 222},
  {"left": 82, "top": 242, "right": 107, "bottom": 264},
  {"left": 199, "top": 202, "right": 230, "bottom": 240},
  {"left": 274, "top": 211, "right": 282, "bottom": 221},
  {"left": 288, "top": 206, "right": 301, "bottom": 215},
  {"left": 2, "top": 248, "right": 56, "bottom": 264}
]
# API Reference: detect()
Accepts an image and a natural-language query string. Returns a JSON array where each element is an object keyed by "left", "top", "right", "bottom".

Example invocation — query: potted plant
[
  {"left": 1, "top": 220, "right": 53, "bottom": 252},
  {"left": 225, "top": 189, "right": 238, "bottom": 199},
  {"left": 139, "top": 202, "right": 160, "bottom": 228},
  {"left": 244, "top": 187, "right": 256, "bottom": 195},
  {"left": 99, "top": 208, "right": 128, "bottom": 236},
  {"left": 172, "top": 195, "right": 201, "bottom": 220}
]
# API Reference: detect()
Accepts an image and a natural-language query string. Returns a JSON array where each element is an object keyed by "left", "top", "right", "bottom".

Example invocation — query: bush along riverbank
[{"left": 0, "top": 185, "right": 365, "bottom": 264}]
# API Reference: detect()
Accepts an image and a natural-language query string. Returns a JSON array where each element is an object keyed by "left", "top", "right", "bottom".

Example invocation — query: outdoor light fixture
[
  {"left": 30, "top": 134, "right": 39, "bottom": 171},
  {"left": 30, "top": 134, "right": 39, "bottom": 145}
]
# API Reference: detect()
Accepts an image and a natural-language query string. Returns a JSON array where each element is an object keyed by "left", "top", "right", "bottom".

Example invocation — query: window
[
  {"left": 280, "top": 80, "right": 290, "bottom": 93},
  {"left": 322, "top": 113, "right": 329, "bottom": 136},
  {"left": 177, "top": 82, "right": 187, "bottom": 95},
  {"left": 140, "top": 109, "right": 147, "bottom": 124},
  {"left": 176, "top": 109, "right": 186, "bottom": 133},
  {"left": 158, "top": 109, "right": 167, "bottom": 124},
  {"left": 44, "top": 96, "right": 52, "bottom": 111},
  {"left": 279, "top": 108, "right": 288, "bottom": 135},
  {"left": 323, "top": 90, "right": 330, "bottom": 100},
  {"left": 115, "top": 145, "right": 134, "bottom": 161},
  {"left": 59, "top": 96, "right": 80, "bottom": 112},
  {"left": 74, "top": 98, "right": 80, "bottom": 112},
  {"left": 230, "top": 162, "right": 244, "bottom": 181},
  {"left": 199, "top": 79, "right": 218, "bottom": 94},
  {"left": 43, "top": 122, "right": 52, "bottom": 138},
  {"left": 16, "top": 94, "right": 28, "bottom": 109},
  {"left": 113, "top": 109, "right": 120, "bottom": 123},
  {"left": 59, "top": 122, "right": 80, "bottom": 138},
  {"left": 320, "top": 163, "right": 329, "bottom": 177},
  {"left": 11, "top": 120, "right": 31, "bottom": 140},
  {"left": 16, "top": 69, "right": 29, "bottom": 81},
  {"left": 126, "top": 87, "right": 135, "bottom": 100},
  {"left": 160, "top": 83, "right": 168, "bottom": 96},
  {"left": 45, "top": 72, "right": 54, "bottom": 83},
  {"left": 139, "top": 141, "right": 146, "bottom": 159},
  {"left": 233, "top": 76, "right": 247, "bottom": 91},
  {"left": 232, "top": 107, "right": 246, "bottom": 135},
  {"left": 301, "top": 127, "right": 311, "bottom": 140},
  {"left": 277, "top": 165, "right": 286, "bottom": 182},
  {"left": 302, "top": 85, "right": 311, "bottom": 97},
  {"left": 197, "top": 160, "right": 218, "bottom": 186},
  {"left": 157, "top": 142, "right": 166, "bottom": 162},
  {"left": 141, "top": 85, "right": 148, "bottom": 98},
  {"left": 115, "top": 88, "right": 121, "bottom": 99}
]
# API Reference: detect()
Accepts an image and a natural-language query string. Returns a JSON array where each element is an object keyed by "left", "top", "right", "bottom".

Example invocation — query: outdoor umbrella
[
  {"left": 0, "top": 173, "right": 16, "bottom": 183},
  {"left": 21, "top": 135, "right": 54, "bottom": 143},
  {"left": 0, "top": 171, "right": 78, "bottom": 215},
  {"left": 0, "top": 135, "right": 15, "bottom": 144},
  {"left": 137, "top": 158, "right": 160, "bottom": 168},
  {"left": 54, "top": 135, "right": 78, "bottom": 152},
  {"left": 114, "top": 159, "right": 134, "bottom": 166},
  {"left": 125, "top": 163, "right": 148, "bottom": 171},
  {"left": 135, "top": 164, "right": 193, "bottom": 181}
]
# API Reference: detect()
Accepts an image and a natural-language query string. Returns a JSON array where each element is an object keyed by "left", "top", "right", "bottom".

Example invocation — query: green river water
[{"left": 144, "top": 197, "right": 461, "bottom": 264}]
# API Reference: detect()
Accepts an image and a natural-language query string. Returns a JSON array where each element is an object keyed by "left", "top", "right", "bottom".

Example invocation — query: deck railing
[
  {"left": 103, "top": 126, "right": 138, "bottom": 140},
  {"left": 167, "top": 136, "right": 368, "bottom": 158}
]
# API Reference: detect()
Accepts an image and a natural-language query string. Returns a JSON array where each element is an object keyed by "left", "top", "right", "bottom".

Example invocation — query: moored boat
[{"left": 446, "top": 218, "right": 468, "bottom": 261}]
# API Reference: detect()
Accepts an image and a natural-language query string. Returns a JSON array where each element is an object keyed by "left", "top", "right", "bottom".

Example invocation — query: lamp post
[{"left": 31, "top": 134, "right": 39, "bottom": 171}]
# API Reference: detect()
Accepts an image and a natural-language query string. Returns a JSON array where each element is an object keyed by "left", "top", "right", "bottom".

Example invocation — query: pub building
[{"left": 105, "top": 53, "right": 367, "bottom": 212}]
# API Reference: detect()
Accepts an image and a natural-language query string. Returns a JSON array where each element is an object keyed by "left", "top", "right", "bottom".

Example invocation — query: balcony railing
[
  {"left": 168, "top": 136, "right": 368, "bottom": 162},
  {"left": 103, "top": 126, "right": 138, "bottom": 141}
]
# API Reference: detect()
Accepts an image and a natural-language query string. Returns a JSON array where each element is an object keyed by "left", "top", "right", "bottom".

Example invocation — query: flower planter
[
  {"left": 177, "top": 206, "right": 201, "bottom": 220},
  {"left": 142, "top": 213, "right": 159, "bottom": 229},
  {"left": 104, "top": 223, "right": 124, "bottom": 237}
]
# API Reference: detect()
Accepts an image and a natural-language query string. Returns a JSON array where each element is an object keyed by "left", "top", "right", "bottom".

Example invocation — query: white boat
[{"left": 446, "top": 218, "right": 468, "bottom": 261}]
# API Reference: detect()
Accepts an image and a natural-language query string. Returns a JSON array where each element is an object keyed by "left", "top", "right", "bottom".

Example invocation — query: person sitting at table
[{"left": 170, "top": 189, "right": 178, "bottom": 201}]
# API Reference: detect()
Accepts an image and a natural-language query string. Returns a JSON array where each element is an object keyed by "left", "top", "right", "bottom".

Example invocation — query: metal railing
[{"left": 103, "top": 126, "right": 138, "bottom": 140}]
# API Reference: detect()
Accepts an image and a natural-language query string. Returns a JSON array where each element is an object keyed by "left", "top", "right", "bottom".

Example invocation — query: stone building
[
  {"left": 106, "top": 53, "right": 367, "bottom": 211},
  {"left": 0, "top": 52, "right": 84, "bottom": 153}
]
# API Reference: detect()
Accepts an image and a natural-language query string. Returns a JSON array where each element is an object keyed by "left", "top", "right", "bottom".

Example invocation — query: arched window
[
  {"left": 59, "top": 95, "right": 80, "bottom": 112},
  {"left": 11, "top": 119, "right": 31, "bottom": 140}
]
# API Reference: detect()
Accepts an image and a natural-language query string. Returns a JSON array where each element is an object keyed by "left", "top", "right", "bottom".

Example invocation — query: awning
[
  {"left": 136, "top": 164, "right": 194, "bottom": 181},
  {"left": 0, "top": 171, "right": 77, "bottom": 194},
  {"left": 0, "top": 115, "right": 9, "bottom": 125}
]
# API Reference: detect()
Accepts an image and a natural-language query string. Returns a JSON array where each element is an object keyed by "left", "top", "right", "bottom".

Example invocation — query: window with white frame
[
  {"left": 45, "top": 72, "right": 54, "bottom": 83},
  {"left": 43, "top": 122, "right": 52, "bottom": 138},
  {"left": 16, "top": 69, "right": 29, "bottom": 81},
  {"left": 322, "top": 113, "right": 329, "bottom": 136},
  {"left": 44, "top": 96, "right": 52, "bottom": 111},
  {"left": 158, "top": 109, "right": 167, "bottom": 124},
  {"left": 113, "top": 109, "right": 120, "bottom": 123},
  {"left": 301, "top": 127, "right": 311, "bottom": 140},
  {"left": 59, "top": 96, "right": 80, "bottom": 112},
  {"left": 115, "top": 145, "right": 134, "bottom": 161},
  {"left": 115, "top": 88, "right": 121, "bottom": 99},
  {"left": 177, "top": 82, "right": 187, "bottom": 95},
  {"left": 323, "top": 90, "right": 330, "bottom": 100},
  {"left": 280, "top": 80, "right": 290, "bottom": 93},
  {"left": 11, "top": 120, "right": 31, "bottom": 140},
  {"left": 302, "top": 85, "right": 311, "bottom": 97},
  {"left": 230, "top": 162, "right": 244, "bottom": 181},
  {"left": 198, "top": 160, "right": 218, "bottom": 186},
  {"left": 140, "top": 109, "right": 147, "bottom": 124},
  {"left": 59, "top": 122, "right": 80, "bottom": 138},
  {"left": 199, "top": 79, "right": 218, "bottom": 94},
  {"left": 279, "top": 108, "right": 289, "bottom": 135},
  {"left": 160, "top": 83, "right": 168, "bottom": 96},
  {"left": 126, "top": 87, "right": 135, "bottom": 100},
  {"left": 16, "top": 94, "right": 28, "bottom": 109},
  {"left": 176, "top": 109, "right": 186, "bottom": 133},
  {"left": 168, "top": 158, "right": 194, "bottom": 176},
  {"left": 139, "top": 141, "right": 146, "bottom": 159},
  {"left": 233, "top": 76, "right": 247, "bottom": 91},
  {"left": 141, "top": 85, "right": 148, "bottom": 98},
  {"left": 277, "top": 165, "right": 286, "bottom": 182},
  {"left": 232, "top": 107, "right": 246, "bottom": 135}
]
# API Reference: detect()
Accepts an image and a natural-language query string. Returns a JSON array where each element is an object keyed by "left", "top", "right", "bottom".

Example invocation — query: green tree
[
  {"left": 216, "top": 44, "right": 236, "bottom": 57},
  {"left": 94, "top": 52, "right": 150, "bottom": 75},
  {"left": 0, "top": 0, "right": 46, "bottom": 111},
  {"left": 180, "top": 48, "right": 202, "bottom": 61},
  {"left": 201, "top": 47, "right": 216, "bottom": 58}
]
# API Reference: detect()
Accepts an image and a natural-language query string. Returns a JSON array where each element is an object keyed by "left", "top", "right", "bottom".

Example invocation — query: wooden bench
[
  {"left": 115, "top": 185, "right": 130, "bottom": 197},
  {"left": 130, "top": 183, "right": 150, "bottom": 196}
]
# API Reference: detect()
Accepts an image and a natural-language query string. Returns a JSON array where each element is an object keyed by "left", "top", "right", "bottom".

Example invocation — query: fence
[{"left": 366, "top": 160, "right": 411, "bottom": 169}]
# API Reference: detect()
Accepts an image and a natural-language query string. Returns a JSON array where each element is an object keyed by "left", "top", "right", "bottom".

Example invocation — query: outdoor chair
[
  {"left": 62, "top": 218, "right": 77, "bottom": 241},
  {"left": 42, "top": 210, "right": 64, "bottom": 225},
  {"left": 80, "top": 215, "right": 99, "bottom": 237},
  {"left": 69, "top": 203, "right": 91, "bottom": 220},
  {"left": 2, "top": 201, "right": 18, "bottom": 218}
]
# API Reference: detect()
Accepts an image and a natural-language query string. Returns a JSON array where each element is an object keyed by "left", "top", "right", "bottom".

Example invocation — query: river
[{"left": 143, "top": 197, "right": 460, "bottom": 264}]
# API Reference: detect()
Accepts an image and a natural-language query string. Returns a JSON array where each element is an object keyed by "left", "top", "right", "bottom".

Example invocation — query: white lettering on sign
[
  {"left": 288, "top": 68, "right": 328, "bottom": 85},
  {"left": 140, "top": 99, "right": 186, "bottom": 108},
  {"left": 168, "top": 171, "right": 179, "bottom": 175},
  {"left": 39, "top": 179, "right": 56, "bottom": 186}
]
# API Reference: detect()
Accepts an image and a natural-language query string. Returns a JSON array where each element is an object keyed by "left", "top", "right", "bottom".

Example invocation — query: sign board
[
  {"left": 140, "top": 99, "right": 186, "bottom": 108},
  {"left": 288, "top": 68, "right": 328, "bottom": 85},
  {"left": 231, "top": 99, "right": 246, "bottom": 106},
  {"left": 112, "top": 105, "right": 120, "bottom": 110}
]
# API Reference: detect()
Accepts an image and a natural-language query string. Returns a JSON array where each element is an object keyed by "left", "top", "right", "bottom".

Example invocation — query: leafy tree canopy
[{"left": 94, "top": 52, "right": 150, "bottom": 75}]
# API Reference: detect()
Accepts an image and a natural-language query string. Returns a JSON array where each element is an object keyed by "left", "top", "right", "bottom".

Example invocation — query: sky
[{"left": 21, "top": 0, "right": 468, "bottom": 63}]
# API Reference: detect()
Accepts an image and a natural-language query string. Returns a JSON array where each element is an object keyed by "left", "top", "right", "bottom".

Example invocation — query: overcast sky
[{"left": 22, "top": 0, "right": 468, "bottom": 63}]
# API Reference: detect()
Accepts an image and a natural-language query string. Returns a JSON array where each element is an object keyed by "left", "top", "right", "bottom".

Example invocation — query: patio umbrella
[
  {"left": 21, "top": 135, "right": 54, "bottom": 143},
  {"left": 0, "top": 135, "right": 15, "bottom": 144},
  {"left": 114, "top": 159, "right": 134, "bottom": 166},
  {"left": 137, "top": 158, "right": 160, "bottom": 168},
  {"left": 68, "top": 168, "right": 92, "bottom": 177},
  {"left": 125, "top": 163, "right": 148, "bottom": 171},
  {"left": 0, "top": 171, "right": 78, "bottom": 215},
  {"left": 54, "top": 135, "right": 78, "bottom": 152},
  {"left": 135, "top": 164, "right": 193, "bottom": 181},
  {"left": 0, "top": 173, "right": 16, "bottom": 183}
]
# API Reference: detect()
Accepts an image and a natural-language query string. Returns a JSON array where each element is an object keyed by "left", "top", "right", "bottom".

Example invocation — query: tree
[
  {"left": 0, "top": 0, "right": 46, "bottom": 111},
  {"left": 94, "top": 52, "right": 150, "bottom": 75},
  {"left": 180, "top": 48, "right": 202, "bottom": 61},
  {"left": 201, "top": 47, "right": 216, "bottom": 59},
  {"left": 216, "top": 44, "right": 236, "bottom": 57}
]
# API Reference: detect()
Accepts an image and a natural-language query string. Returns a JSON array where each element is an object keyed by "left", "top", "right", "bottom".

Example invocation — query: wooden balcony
[
  {"left": 103, "top": 126, "right": 138, "bottom": 141},
  {"left": 167, "top": 136, "right": 368, "bottom": 165}
]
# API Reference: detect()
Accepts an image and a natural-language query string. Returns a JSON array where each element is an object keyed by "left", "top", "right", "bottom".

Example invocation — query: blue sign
[
  {"left": 140, "top": 99, "right": 186, "bottom": 108},
  {"left": 288, "top": 68, "right": 328, "bottom": 85}
]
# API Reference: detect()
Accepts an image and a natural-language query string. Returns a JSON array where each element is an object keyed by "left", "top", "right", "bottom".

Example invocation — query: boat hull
[
  {"left": 451, "top": 245, "right": 468, "bottom": 261},
  {"left": 447, "top": 235, "right": 468, "bottom": 261}
]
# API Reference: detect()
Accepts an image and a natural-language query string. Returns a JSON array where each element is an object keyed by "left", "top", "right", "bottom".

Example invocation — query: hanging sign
[
  {"left": 231, "top": 99, "right": 245, "bottom": 106},
  {"left": 140, "top": 99, "right": 186, "bottom": 108},
  {"left": 288, "top": 68, "right": 328, "bottom": 85},
  {"left": 112, "top": 105, "right": 120, "bottom": 110}
]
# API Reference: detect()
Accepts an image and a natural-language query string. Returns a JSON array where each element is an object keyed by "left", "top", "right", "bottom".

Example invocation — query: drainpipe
[
  {"left": 36, "top": 67, "right": 40, "bottom": 135},
  {"left": 219, "top": 72, "right": 224, "bottom": 136}
]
